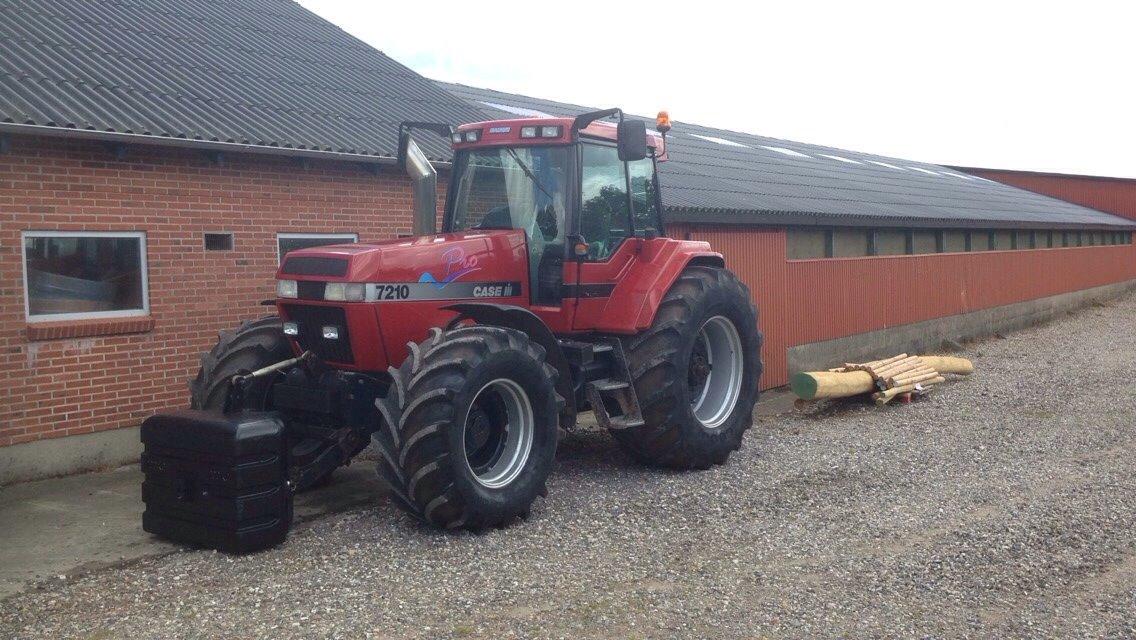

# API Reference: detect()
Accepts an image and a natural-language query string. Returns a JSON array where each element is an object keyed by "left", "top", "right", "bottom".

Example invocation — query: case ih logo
[{"left": 418, "top": 247, "right": 481, "bottom": 289}]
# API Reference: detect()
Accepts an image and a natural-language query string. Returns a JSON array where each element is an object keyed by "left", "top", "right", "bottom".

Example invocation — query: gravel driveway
[{"left": 3, "top": 293, "right": 1135, "bottom": 639}]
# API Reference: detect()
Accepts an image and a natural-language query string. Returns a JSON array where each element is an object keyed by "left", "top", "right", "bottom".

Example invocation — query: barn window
[
  {"left": 22, "top": 231, "right": 149, "bottom": 321},
  {"left": 277, "top": 233, "right": 358, "bottom": 263},
  {"left": 787, "top": 228, "right": 828, "bottom": 259},
  {"left": 944, "top": 231, "right": 967, "bottom": 252}
]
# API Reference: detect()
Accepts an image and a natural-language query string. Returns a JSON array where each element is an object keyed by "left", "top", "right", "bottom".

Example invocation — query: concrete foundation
[
  {"left": 788, "top": 279, "right": 1136, "bottom": 374},
  {"left": 0, "top": 426, "right": 142, "bottom": 486}
]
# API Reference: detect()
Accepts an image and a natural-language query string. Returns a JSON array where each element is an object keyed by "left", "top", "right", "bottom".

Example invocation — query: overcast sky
[{"left": 299, "top": 1, "right": 1135, "bottom": 178}]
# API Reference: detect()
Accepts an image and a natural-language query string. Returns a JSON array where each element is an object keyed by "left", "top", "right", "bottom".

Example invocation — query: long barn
[{"left": 441, "top": 83, "right": 1136, "bottom": 386}]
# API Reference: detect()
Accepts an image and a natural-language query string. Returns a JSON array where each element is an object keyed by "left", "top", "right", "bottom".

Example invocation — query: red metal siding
[
  {"left": 966, "top": 170, "right": 1136, "bottom": 222},
  {"left": 785, "top": 246, "right": 1136, "bottom": 346},
  {"left": 676, "top": 226, "right": 791, "bottom": 388},
  {"left": 678, "top": 223, "right": 1136, "bottom": 389}
]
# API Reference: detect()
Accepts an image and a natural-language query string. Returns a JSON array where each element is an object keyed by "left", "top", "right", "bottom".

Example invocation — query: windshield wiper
[{"left": 505, "top": 147, "right": 556, "bottom": 203}]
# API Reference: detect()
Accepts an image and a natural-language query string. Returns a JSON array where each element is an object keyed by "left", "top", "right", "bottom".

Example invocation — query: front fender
[{"left": 442, "top": 303, "right": 576, "bottom": 428}]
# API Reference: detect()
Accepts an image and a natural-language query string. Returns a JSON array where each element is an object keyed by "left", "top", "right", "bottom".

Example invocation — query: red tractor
[{"left": 141, "top": 110, "right": 762, "bottom": 547}]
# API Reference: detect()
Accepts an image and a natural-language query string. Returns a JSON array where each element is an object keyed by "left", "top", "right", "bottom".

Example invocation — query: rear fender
[
  {"left": 595, "top": 241, "right": 725, "bottom": 333},
  {"left": 442, "top": 303, "right": 577, "bottom": 428}
]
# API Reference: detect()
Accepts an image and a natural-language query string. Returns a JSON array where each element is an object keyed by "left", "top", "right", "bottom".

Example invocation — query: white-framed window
[
  {"left": 277, "top": 233, "right": 358, "bottom": 263},
  {"left": 22, "top": 230, "right": 149, "bottom": 322}
]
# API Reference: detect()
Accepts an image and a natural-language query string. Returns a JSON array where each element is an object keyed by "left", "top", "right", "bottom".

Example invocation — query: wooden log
[
  {"left": 887, "top": 371, "right": 940, "bottom": 388},
  {"left": 860, "top": 354, "right": 907, "bottom": 371},
  {"left": 887, "top": 366, "right": 937, "bottom": 384},
  {"left": 919, "top": 356, "right": 975, "bottom": 375},
  {"left": 873, "top": 376, "right": 946, "bottom": 405},
  {"left": 790, "top": 370, "right": 876, "bottom": 400},
  {"left": 874, "top": 356, "right": 922, "bottom": 379},
  {"left": 875, "top": 354, "right": 920, "bottom": 373},
  {"left": 885, "top": 362, "right": 928, "bottom": 380}
]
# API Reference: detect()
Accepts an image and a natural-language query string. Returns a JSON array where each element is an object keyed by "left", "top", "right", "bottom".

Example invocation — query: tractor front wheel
[
  {"left": 190, "top": 316, "right": 347, "bottom": 489},
  {"left": 373, "top": 326, "right": 561, "bottom": 530},
  {"left": 190, "top": 316, "right": 292, "bottom": 411},
  {"left": 614, "top": 266, "right": 763, "bottom": 469}
]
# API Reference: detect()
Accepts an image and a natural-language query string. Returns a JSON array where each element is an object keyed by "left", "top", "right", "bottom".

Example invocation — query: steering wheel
[{"left": 536, "top": 204, "right": 558, "bottom": 240}]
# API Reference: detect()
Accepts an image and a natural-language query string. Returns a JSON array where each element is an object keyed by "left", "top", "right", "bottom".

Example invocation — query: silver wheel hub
[
  {"left": 689, "top": 315, "right": 744, "bottom": 429},
  {"left": 462, "top": 378, "right": 534, "bottom": 489}
]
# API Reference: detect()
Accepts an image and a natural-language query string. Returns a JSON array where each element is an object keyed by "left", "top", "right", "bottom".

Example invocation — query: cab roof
[{"left": 454, "top": 117, "right": 667, "bottom": 161}]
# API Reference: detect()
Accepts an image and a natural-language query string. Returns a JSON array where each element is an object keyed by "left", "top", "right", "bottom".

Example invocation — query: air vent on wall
[{"left": 204, "top": 232, "right": 234, "bottom": 251}]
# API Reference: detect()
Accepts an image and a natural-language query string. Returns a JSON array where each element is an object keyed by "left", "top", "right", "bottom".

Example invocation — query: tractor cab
[{"left": 400, "top": 110, "right": 674, "bottom": 333}]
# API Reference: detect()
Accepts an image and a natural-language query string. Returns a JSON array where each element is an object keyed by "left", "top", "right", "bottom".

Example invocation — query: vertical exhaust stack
[{"left": 398, "top": 122, "right": 453, "bottom": 237}]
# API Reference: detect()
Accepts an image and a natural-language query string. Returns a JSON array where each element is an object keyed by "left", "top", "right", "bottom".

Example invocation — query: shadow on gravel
[{"left": 790, "top": 395, "right": 873, "bottom": 420}]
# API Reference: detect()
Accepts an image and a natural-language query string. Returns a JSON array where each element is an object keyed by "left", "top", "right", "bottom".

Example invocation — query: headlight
[
  {"left": 324, "top": 282, "right": 365, "bottom": 302},
  {"left": 520, "top": 126, "right": 538, "bottom": 138},
  {"left": 276, "top": 279, "right": 298, "bottom": 298}
]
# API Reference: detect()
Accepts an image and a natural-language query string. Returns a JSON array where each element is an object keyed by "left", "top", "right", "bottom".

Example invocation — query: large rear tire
[
  {"left": 373, "top": 326, "right": 561, "bottom": 530},
  {"left": 612, "top": 266, "right": 762, "bottom": 469}
]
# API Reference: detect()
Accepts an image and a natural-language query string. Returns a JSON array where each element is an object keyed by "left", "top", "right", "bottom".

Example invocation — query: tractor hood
[
  {"left": 277, "top": 229, "right": 530, "bottom": 298},
  {"left": 276, "top": 229, "right": 532, "bottom": 372}
]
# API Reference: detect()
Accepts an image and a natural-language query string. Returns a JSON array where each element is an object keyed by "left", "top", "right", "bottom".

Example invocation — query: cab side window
[
  {"left": 580, "top": 144, "right": 630, "bottom": 261},
  {"left": 628, "top": 157, "right": 661, "bottom": 236}
]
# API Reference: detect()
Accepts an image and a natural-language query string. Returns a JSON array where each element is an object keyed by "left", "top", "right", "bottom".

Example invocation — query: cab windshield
[
  {"left": 448, "top": 146, "right": 570, "bottom": 304},
  {"left": 448, "top": 146, "right": 569, "bottom": 238}
]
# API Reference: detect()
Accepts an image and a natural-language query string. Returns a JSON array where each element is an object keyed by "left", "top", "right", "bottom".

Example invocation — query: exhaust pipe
[{"left": 398, "top": 122, "right": 454, "bottom": 237}]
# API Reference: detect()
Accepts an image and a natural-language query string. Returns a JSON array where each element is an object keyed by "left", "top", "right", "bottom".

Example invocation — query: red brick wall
[{"left": 1, "top": 134, "right": 431, "bottom": 447}]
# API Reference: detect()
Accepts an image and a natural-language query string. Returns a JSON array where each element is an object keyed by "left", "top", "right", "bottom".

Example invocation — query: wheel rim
[
  {"left": 462, "top": 378, "right": 534, "bottom": 489},
  {"left": 688, "top": 315, "right": 744, "bottom": 429}
]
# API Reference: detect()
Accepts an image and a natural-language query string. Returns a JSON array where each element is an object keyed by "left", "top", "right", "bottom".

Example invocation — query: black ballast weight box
[{"left": 141, "top": 410, "right": 292, "bottom": 553}]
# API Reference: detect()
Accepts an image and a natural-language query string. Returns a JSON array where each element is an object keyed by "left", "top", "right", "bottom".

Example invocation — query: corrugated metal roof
[
  {"left": 0, "top": 0, "right": 483, "bottom": 160},
  {"left": 439, "top": 82, "right": 1133, "bottom": 230}
]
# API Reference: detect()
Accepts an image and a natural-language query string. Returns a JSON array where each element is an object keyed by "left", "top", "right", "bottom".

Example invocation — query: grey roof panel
[
  {"left": 439, "top": 82, "right": 1132, "bottom": 229},
  {"left": 0, "top": 0, "right": 484, "bottom": 160}
]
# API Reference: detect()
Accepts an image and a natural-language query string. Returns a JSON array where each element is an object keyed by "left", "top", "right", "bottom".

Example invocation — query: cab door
[{"left": 571, "top": 142, "right": 664, "bottom": 331}]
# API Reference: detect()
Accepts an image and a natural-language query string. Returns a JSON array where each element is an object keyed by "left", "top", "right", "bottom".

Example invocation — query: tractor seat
[{"left": 474, "top": 205, "right": 512, "bottom": 230}]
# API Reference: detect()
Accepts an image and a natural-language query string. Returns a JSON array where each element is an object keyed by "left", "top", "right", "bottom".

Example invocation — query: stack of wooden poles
[{"left": 790, "top": 353, "right": 974, "bottom": 406}]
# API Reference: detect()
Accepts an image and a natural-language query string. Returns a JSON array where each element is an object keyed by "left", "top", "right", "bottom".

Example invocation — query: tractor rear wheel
[
  {"left": 373, "top": 326, "right": 561, "bottom": 530},
  {"left": 613, "top": 266, "right": 762, "bottom": 469}
]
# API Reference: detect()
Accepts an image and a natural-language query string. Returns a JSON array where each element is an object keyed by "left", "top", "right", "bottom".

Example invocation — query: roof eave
[
  {"left": 664, "top": 208, "right": 1136, "bottom": 231},
  {"left": 0, "top": 123, "right": 461, "bottom": 168}
]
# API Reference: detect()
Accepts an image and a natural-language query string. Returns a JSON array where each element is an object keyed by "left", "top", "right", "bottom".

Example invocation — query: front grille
[
  {"left": 281, "top": 304, "right": 354, "bottom": 364},
  {"left": 296, "top": 281, "right": 324, "bottom": 300},
  {"left": 281, "top": 256, "right": 348, "bottom": 277}
]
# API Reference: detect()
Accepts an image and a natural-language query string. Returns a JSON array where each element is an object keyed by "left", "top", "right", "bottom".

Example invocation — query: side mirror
[{"left": 617, "top": 120, "right": 648, "bottom": 161}]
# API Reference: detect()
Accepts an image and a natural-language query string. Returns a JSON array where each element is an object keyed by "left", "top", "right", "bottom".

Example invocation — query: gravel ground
[{"left": 3, "top": 294, "right": 1136, "bottom": 639}]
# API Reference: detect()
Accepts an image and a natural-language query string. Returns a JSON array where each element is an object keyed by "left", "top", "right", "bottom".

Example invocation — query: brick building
[
  {"left": 2, "top": 0, "right": 1134, "bottom": 483},
  {"left": 0, "top": 0, "right": 479, "bottom": 480}
]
